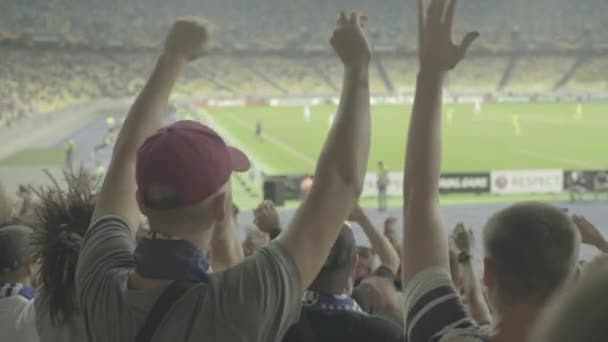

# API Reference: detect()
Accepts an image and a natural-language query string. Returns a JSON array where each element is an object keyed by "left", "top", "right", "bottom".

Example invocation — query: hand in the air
[
  {"left": 572, "top": 215, "right": 607, "bottom": 250},
  {"left": 164, "top": 17, "right": 209, "bottom": 62},
  {"left": 383, "top": 217, "right": 398, "bottom": 242},
  {"left": 452, "top": 223, "right": 474, "bottom": 252},
  {"left": 418, "top": 0, "right": 479, "bottom": 72},
  {"left": 330, "top": 12, "right": 371, "bottom": 68},
  {"left": 254, "top": 200, "right": 281, "bottom": 234}
]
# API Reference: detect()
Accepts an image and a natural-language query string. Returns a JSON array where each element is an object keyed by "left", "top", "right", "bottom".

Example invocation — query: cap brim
[{"left": 228, "top": 146, "right": 251, "bottom": 172}]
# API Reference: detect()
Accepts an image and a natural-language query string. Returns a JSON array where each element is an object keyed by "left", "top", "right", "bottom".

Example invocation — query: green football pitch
[{"left": 203, "top": 102, "right": 608, "bottom": 176}]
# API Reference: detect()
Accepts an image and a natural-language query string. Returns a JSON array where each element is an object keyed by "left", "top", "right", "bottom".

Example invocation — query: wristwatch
[{"left": 457, "top": 250, "right": 471, "bottom": 263}]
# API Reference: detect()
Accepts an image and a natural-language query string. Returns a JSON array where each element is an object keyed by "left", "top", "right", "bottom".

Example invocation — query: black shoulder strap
[{"left": 135, "top": 281, "right": 196, "bottom": 342}]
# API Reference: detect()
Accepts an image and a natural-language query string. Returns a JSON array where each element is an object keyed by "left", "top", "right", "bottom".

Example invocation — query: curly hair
[{"left": 31, "top": 169, "right": 97, "bottom": 325}]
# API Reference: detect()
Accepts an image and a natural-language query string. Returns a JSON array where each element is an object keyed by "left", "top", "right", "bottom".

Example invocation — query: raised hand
[
  {"left": 164, "top": 17, "right": 209, "bottom": 62},
  {"left": 254, "top": 200, "right": 281, "bottom": 234},
  {"left": 330, "top": 12, "right": 371, "bottom": 67},
  {"left": 383, "top": 217, "right": 399, "bottom": 242},
  {"left": 452, "top": 223, "right": 474, "bottom": 252},
  {"left": 572, "top": 215, "right": 608, "bottom": 252},
  {"left": 418, "top": 0, "right": 479, "bottom": 72}
]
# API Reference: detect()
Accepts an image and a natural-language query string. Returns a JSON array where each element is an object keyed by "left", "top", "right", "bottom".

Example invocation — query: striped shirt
[{"left": 403, "top": 267, "right": 491, "bottom": 342}]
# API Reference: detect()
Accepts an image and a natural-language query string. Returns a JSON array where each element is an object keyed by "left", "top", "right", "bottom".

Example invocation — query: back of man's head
[
  {"left": 311, "top": 225, "right": 356, "bottom": 290},
  {"left": 483, "top": 202, "right": 580, "bottom": 302},
  {"left": 136, "top": 121, "right": 249, "bottom": 231}
]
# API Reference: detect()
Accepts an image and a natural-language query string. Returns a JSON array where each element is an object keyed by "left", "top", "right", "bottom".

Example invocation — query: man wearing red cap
[{"left": 77, "top": 12, "right": 372, "bottom": 342}]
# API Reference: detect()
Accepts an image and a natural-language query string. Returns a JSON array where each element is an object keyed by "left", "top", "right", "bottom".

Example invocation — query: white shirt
[{"left": 0, "top": 295, "right": 39, "bottom": 342}]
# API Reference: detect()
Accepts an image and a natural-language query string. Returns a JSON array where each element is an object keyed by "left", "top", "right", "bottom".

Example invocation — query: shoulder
[
  {"left": 76, "top": 215, "right": 135, "bottom": 301},
  {"left": 404, "top": 267, "right": 488, "bottom": 342},
  {"left": 86, "top": 214, "right": 132, "bottom": 238},
  {"left": 212, "top": 241, "right": 300, "bottom": 283}
]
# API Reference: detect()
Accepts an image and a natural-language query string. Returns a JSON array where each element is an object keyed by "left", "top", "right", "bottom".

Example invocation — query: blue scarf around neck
[
  {"left": 134, "top": 232, "right": 209, "bottom": 283},
  {"left": 0, "top": 283, "right": 35, "bottom": 300},
  {"left": 302, "top": 290, "right": 367, "bottom": 316}
]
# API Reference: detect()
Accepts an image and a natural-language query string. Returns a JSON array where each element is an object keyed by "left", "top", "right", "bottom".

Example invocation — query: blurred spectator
[
  {"left": 400, "top": 2, "right": 579, "bottom": 342},
  {"left": 529, "top": 254, "right": 608, "bottom": 342},
  {"left": 31, "top": 169, "right": 96, "bottom": 342},
  {"left": 282, "top": 225, "right": 402, "bottom": 342},
  {"left": 0, "top": 224, "right": 39, "bottom": 342},
  {"left": 75, "top": 12, "right": 372, "bottom": 341}
]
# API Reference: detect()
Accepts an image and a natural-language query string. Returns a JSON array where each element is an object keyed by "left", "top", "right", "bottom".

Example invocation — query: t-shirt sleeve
[
  {"left": 403, "top": 267, "right": 485, "bottom": 342},
  {"left": 75, "top": 215, "right": 135, "bottom": 304},
  {"left": 209, "top": 241, "right": 303, "bottom": 341}
]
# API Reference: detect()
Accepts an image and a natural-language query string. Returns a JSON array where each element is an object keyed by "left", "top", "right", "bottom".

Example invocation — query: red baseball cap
[{"left": 136, "top": 121, "right": 250, "bottom": 209}]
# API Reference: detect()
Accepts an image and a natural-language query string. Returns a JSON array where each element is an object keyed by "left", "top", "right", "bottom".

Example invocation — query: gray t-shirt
[
  {"left": 76, "top": 215, "right": 302, "bottom": 342},
  {"left": 34, "top": 289, "right": 87, "bottom": 342}
]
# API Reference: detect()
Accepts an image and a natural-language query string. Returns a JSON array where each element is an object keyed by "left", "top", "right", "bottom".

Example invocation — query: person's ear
[{"left": 483, "top": 256, "right": 496, "bottom": 291}]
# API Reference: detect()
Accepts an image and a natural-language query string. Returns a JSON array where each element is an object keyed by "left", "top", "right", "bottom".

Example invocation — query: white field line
[
  {"left": 216, "top": 110, "right": 316, "bottom": 167},
  {"left": 202, "top": 109, "right": 277, "bottom": 173},
  {"left": 510, "top": 148, "right": 600, "bottom": 169}
]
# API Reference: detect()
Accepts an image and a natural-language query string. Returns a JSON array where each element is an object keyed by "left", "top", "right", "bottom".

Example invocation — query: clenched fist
[
  {"left": 452, "top": 223, "right": 474, "bottom": 252},
  {"left": 164, "top": 18, "right": 209, "bottom": 62},
  {"left": 254, "top": 200, "right": 281, "bottom": 234},
  {"left": 330, "top": 12, "right": 371, "bottom": 67}
]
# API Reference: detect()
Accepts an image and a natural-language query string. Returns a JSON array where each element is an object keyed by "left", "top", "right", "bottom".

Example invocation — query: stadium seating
[
  {"left": 446, "top": 56, "right": 508, "bottom": 93},
  {"left": 507, "top": 57, "right": 575, "bottom": 93},
  {"left": 2, "top": 0, "right": 608, "bottom": 124},
  {"left": 564, "top": 57, "right": 608, "bottom": 93},
  {"left": 379, "top": 57, "right": 418, "bottom": 94}
]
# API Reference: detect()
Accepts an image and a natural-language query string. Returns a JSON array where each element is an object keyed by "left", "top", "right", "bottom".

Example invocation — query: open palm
[{"left": 418, "top": 0, "right": 479, "bottom": 72}]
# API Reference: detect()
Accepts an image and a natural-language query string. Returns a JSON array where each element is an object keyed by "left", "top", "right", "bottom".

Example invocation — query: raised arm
[
  {"left": 572, "top": 215, "right": 608, "bottom": 254},
  {"left": 402, "top": 0, "right": 478, "bottom": 284},
  {"left": 452, "top": 224, "right": 493, "bottom": 324},
  {"left": 349, "top": 205, "right": 400, "bottom": 275},
  {"left": 278, "top": 12, "right": 371, "bottom": 288},
  {"left": 209, "top": 199, "right": 244, "bottom": 271},
  {"left": 91, "top": 19, "right": 208, "bottom": 230}
]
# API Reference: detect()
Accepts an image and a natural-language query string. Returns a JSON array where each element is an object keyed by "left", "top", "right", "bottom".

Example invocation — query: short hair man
[
  {"left": 282, "top": 225, "right": 402, "bottom": 342},
  {"left": 400, "top": 1, "right": 579, "bottom": 342},
  {"left": 0, "top": 224, "right": 39, "bottom": 342},
  {"left": 76, "top": 13, "right": 372, "bottom": 342}
]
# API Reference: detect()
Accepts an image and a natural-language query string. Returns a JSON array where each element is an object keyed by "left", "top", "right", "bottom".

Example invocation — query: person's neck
[
  {"left": 130, "top": 223, "right": 213, "bottom": 290},
  {"left": 148, "top": 222, "right": 213, "bottom": 252},
  {"left": 309, "top": 273, "right": 350, "bottom": 295},
  {"left": 492, "top": 297, "right": 544, "bottom": 342}
]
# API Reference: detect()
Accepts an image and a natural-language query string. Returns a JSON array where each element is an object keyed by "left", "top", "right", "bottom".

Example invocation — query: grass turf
[
  {"left": 0, "top": 148, "right": 64, "bottom": 166},
  {"left": 205, "top": 102, "right": 608, "bottom": 175}
]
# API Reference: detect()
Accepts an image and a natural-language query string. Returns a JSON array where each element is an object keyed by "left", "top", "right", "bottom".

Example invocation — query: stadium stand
[
  {"left": 507, "top": 56, "right": 576, "bottom": 93},
  {"left": 447, "top": 56, "right": 508, "bottom": 93},
  {"left": 564, "top": 57, "right": 608, "bottom": 93}
]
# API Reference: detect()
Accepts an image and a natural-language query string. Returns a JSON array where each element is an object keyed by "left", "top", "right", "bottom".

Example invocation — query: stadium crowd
[
  {"left": 2, "top": 0, "right": 608, "bottom": 125},
  {"left": 2, "top": 0, "right": 608, "bottom": 47},
  {"left": 1, "top": 1, "right": 608, "bottom": 342}
]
